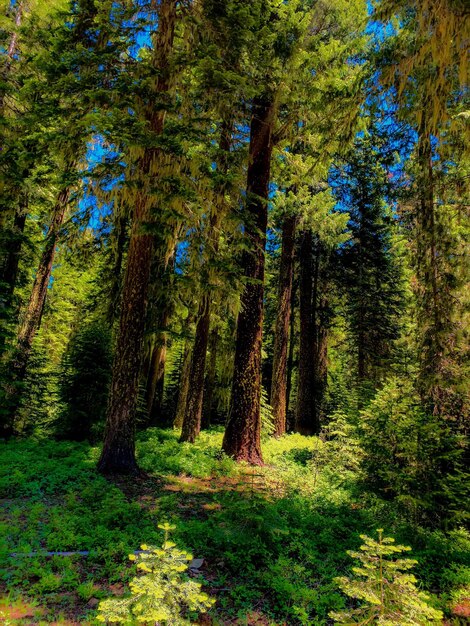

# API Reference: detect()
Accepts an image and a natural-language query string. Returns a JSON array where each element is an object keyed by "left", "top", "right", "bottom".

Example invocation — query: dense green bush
[{"left": 358, "top": 376, "right": 469, "bottom": 527}]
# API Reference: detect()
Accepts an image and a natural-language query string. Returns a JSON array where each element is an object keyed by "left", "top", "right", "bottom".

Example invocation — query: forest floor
[{"left": 0, "top": 428, "right": 469, "bottom": 625}]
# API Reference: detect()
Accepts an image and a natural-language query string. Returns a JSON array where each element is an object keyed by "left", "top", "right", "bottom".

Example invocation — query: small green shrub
[
  {"left": 330, "top": 529, "right": 443, "bottom": 625},
  {"left": 97, "top": 523, "right": 215, "bottom": 624}
]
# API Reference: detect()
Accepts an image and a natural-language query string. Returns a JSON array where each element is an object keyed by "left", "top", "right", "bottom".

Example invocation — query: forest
[{"left": 0, "top": 0, "right": 469, "bottom": 624}]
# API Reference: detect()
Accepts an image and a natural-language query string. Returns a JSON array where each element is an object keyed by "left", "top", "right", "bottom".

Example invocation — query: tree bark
[
  {"left": 286, "top": 271, "right": 296, "bottom": 428},
  {"left": 98, "top": 0, "right": 177, "bottom": 474},
  {"left": 145, "top": 307, "right": 170, "bottom": 423},
  {"left": 180, "top": 121, "right": 232, "bottom": 442},
  {"left": 270, "top": 214, "right": 296, "bottom": 436},
  {"left": 222, "top": 95, "right": 276, "bottom": 464},
  {"left": 295, "top": 230, "right": 319, "bottom": 435},
  {"left": 313, "top": 319, "right": 328, "bottom": 419},
  {"left": 202, "top": 327, "right": 218, "bottom": 429},
  {"left": 180, "top": 294, "right": 211, "bottom": 442},
  {"left": 106, "top": 214, "right": 127, "bottom": 326},
  {"left": 173, "top": 326, "right": 193, "bottom": 429},
  {"left": 13, "top": 187, "right": 70, "bottom": 382}
]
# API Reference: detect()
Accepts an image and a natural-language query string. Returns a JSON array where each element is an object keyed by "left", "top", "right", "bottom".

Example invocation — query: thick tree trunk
[
  {"left": 270, "top": 214, "right": 296, "bottom": 436},
  {"left": 98, "top": 219, "right": 156, "bottom": 473},
  {"left": 13, "top": 187, "right": 70, "bottom": 382},
  {"left": 202, "top": 327, "right": 218, "bottom": 429},
  {"left": 295, "top": 230, "right": 319, "bottom": 435},
  {"left": 180, "top": 295, "right": 211, "bottom": 442},
  {"left": 98, "top": 0, "right": 177, "bottom": 474},
  {"left": 222, "top": 95, "right": 276, "bottom": 464}
]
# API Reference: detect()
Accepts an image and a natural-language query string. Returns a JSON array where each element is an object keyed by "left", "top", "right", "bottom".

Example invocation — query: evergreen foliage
[
  {"left": 58, "top": 321, "right": 112, "bottom": 442},
  {"left": 0, "top": 0, "right": 468, "bottom": 621},
  {"left": 330, "top": 529, "right": 443, "bottom": 625},
  {"left": 97, "top": 523, "right": 215, "bottom": 625}
]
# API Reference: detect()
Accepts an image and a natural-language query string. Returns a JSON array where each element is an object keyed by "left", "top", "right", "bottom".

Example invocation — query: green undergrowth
[{"left": 0, "top": 429, "right": 469, "bottom": 624}]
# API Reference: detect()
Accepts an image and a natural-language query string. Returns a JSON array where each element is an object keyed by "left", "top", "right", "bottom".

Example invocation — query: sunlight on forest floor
[{"left": 1, "top": 429, "right": 469, "bottom": 625}]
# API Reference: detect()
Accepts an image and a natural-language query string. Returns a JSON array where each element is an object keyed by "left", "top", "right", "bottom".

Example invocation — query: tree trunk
[
  {"left": 145, "top": 307, "right": 170, "bottom": 423},
  {"left": 295, "top": 230, "right": 319, "bottom": 435},
  {"left": 107, "top": 214, "right": 127, "bottom": 326},
  {"left": 179, "top": 121, "right": 232, "bottom": 442},
  {"left": 180, "top": 295, "right": 211, "bottom": 442},
  {"left": 13, "top": 187, "right": 70, "bottom": 382},
  {"left": 173, "top": 326, "right": 193, "bottom": 429},
  {"left": 286, "top": 271, "right": 296, "bottom": 428},
  {"left": 222, "top": 95, "right": 276, "bottom": 464},
  {"left": 312, "top": 271, "right": 328, "bottom": 427},
  {"left": 202, "top": 327, "right": 218, "bottom": 429},
  {"left": 270, "top": 214, "right": 296, "bottom": 437},
  {"left": 98, "top": 0, "right": 177, "bottom": 474},
  {"left": 311, "top": 241, "right": 327, "bottom": 427}
]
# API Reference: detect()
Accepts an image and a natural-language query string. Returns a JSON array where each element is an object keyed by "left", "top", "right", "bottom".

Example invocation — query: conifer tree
[
  {"left": 333, "top": 130, "right": 405, "bottom": 385},
  {"left": 223, "top": 0, "right": 366, "bottom": 456},
  {"left": 270, "top": 212, "right": 297, "bottom": 436},
  {"left": 180, "top": 120, "right": 233, "bottom": 443},
  {"left": 98, "top": 0, "right": 182, "bottom": 473}
]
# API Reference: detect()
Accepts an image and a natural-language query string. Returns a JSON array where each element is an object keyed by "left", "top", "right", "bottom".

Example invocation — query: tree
[
  {"left": 295, "top": 229, "right": 317, "bottom": 435},
  {"left": 98, "top": 0, "right": 180, "bottom": 473},
  {"left": 270, "top": 212, "right": 297, "bottom": 436},
  {"left": 333, "top": 130, "right": 405, "bottom": 385},
  {"left": 58, "top": 321, "right": 112, "bottom": 442},
  {"left": 222, "top": 94, "right": 276, "bottom": 463},
  {"left": 330, "top": 529, "right": 443, "bottom": 624},
  {"left": 180, "top": 120, "right": 233, "bottom": 443}
]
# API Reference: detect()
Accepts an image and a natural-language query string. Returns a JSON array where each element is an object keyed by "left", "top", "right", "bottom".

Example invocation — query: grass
[{"left": 0, "top": 428, "right": 469, "bottom": 624}]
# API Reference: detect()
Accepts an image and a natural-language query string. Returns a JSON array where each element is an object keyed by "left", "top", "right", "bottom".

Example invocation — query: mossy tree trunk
[
  {"left": 270, "top": 213, "right": 297, "bottom": 437},
  {"left": 180, "top": 121, "right": 232, "bottom": 442},
  {"left": 222, "top": 95, "right": 276, "bottom": 464},
  {"left": 180, "top": 294, "right": 211, "bottom": 442},
  {"left": 202, "top": 327, "right": 218, "bottom": 429},
  {"left": 98, "top": 0, "right": 177, "bottom": 474},
  {"left": 13, "top": 187, "right": 70, "bottom": 383},
  {"left": 173, "top": 326, "right": 193, "bottom": 429}
]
